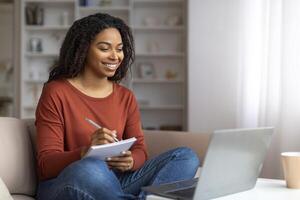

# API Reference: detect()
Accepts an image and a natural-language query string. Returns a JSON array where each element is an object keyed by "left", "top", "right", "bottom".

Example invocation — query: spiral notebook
[{"left": 84, "top": 137, "right": 137, "bottom": 160}]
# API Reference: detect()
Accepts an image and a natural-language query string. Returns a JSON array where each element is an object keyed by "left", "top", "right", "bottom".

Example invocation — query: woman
[{"left": 36, "top": 13, "right": 199, "bottom": 200}]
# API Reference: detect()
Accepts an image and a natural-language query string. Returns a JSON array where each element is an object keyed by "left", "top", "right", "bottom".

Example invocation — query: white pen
[{"left": 85, "top": 117, "right": 119, "bottom": 142}]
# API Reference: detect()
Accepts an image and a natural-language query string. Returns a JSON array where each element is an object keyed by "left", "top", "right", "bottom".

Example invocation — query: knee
[
  {"left": 174, "top": 147, "right": 200, "bottom": 169},
  {"left": 66, "top": 157, "right": 108, "bottom": 174},
  {"left": 52, "top": 158, "right": 125, "bottom": 200},
  {"left": 59, "top": 157, "right": 111, "bottom": 187}
]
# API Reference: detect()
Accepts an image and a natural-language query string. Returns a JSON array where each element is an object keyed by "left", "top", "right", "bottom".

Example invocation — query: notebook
[{"left": 84, "top": 137, "right": 136, "bottom": 160}]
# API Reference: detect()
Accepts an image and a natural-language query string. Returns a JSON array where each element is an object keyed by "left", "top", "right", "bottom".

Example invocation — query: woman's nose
[{"left": 109, "top": 50, "right": 118, "bottom": 60}]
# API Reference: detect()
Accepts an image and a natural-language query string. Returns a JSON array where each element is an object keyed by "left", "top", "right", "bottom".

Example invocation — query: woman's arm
[
  {"left": 36, "top": 85, "right": 83, "bottom": 180},
  {"left": 123, "top": 93, "right": 148, "bottom": 170}
]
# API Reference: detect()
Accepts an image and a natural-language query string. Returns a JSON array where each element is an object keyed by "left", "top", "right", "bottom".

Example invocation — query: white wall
[
  {"left": 187, "top": 0, "right": 300, "bottom": 180},
  {"left": 188, "top": 0, "right": 242, "bottom": 132}
]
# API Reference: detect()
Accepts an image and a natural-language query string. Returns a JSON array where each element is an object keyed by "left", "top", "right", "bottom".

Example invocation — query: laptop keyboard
[
  {"left": 166, "top": 186, "right": 196, "bottom": 198},
  {"left": 164, "top": 179, "right": 197, "bottom": 198},
  {"left": 167, "top": 178, "right": 198, "bottom": 190},
  {"left": 142, "top": 178, "right": 198, "bottom": 199},
  {"left": 174, "top": 180, "right": 197, "bottom": 188}
]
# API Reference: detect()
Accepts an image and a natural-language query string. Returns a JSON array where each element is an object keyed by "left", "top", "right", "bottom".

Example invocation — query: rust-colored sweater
[{"left": 36, "top": 79, "right": 148, "bottom": 180}]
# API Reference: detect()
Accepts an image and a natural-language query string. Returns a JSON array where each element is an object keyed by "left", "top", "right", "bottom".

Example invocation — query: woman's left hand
[{"left": 106, "top": 151, "right": 134, "bottom": 172}]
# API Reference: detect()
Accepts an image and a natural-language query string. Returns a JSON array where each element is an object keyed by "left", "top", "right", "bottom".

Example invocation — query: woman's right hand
[
  {"left": 90, "top": 127, "right": 117, "bottom": 146},
  {"left": 81, "top": 127, "right": 117, "bottom": 158}
]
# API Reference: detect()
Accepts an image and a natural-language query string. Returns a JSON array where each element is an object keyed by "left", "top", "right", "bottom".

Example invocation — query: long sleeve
[
  {"left": 124, "top": 93, "right": 148, "bottom": 170},
  {"left": 36, "top": 85, "right": 82, "bottom": 180}
]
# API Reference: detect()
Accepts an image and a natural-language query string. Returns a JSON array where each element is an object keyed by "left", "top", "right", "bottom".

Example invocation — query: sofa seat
[
  {"left": 0, "top": 117, "right": 211, "bottom": 199},
  {"left": 12, "top": 195, "right": 35, "bottom": 200}
]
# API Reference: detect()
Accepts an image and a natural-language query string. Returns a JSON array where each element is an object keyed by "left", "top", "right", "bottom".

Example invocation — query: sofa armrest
[
  {"left": 143, "top": 130, "right": 211, "bottom": 166},
  {"left": 0, "top": 117, "right": 37, "bottom": 197},
  {"left": 0, "top": 178, "right": 13, "bottom": 200}
]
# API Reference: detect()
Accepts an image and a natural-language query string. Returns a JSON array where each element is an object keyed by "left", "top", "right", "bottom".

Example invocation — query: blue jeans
[{"left": 37, "top": 147, "right": 200, "bottom": 200}]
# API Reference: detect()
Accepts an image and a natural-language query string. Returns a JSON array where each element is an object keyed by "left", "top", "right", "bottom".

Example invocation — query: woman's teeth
[{"left": 104, "top": 63, "right": 118, "bottom": 70}]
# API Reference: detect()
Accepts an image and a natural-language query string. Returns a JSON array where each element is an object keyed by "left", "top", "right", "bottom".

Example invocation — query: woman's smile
[{"left": 102, "top": 62, "right": 120, "bottom": 70}]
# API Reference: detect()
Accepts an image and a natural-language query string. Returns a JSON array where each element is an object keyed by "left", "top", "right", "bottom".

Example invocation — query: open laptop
[{"left": 142, "top": 127, "right": 273, "bottom": 200}]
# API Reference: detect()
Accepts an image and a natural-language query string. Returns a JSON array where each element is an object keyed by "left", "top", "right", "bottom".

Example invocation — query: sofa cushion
[
  {"left": 0, "top": 118, "right": 37, "bottom": 196},
  {"left": 0, "top": 177, "right": 13, "bottom": 200}
]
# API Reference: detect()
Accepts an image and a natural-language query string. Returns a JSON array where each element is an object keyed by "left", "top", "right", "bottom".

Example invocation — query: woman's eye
[
  {"left": 117, "top": 48, "right": 123, "bottom": 52},
  {"left": 99, "top": 48, "right": 109, "bottom": 51}
]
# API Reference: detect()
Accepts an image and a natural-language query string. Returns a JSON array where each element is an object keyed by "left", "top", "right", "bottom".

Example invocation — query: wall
[
  {"left": 187, "top": 0, "right": 242, "bottom": 132},
  {"left": 187, "top": 0, "right": 299, "bottom": 179}
]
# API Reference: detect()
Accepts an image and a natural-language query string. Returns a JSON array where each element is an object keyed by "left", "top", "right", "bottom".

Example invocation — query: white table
[{"left": 147, "top": 178, "right": 300, "bottom": 200}]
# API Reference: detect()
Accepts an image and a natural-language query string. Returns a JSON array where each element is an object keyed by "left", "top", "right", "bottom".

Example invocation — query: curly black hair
[{"left": 47, "top": 13, "right": 135, "bottom": 83}]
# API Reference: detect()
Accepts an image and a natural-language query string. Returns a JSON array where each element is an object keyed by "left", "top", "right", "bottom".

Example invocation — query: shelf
[
  {"left": 25, "top": 0, "right": 75, "bottom": 3},
  {"left": 133, "top": 0, "right": 183, "bottom": 7},
  {"left": 24, "top": 79, "right": 46, "bottom": 84},
  {"left": 0, "top": 96, "right": 12, "bottom": 103},
  {"left": 136, "top": 52, "right": 185, "bottom": 57},
  {"left": 79, "top": 6, "right": 130, "bottom": 12},
  {"left": 132, "top": 79, "right": 183, "bottom": 83},
  {"left": 26, "top": 25, "right": 70, "bottom": 31},
  {"left": 133, "top": 26, "right": 184, "bottom": 31},
  {"left": 0, "top": 3, "right": 13, "bottom": 12},
  {"left": 140, "top": 105, "right": 184, "bottom": 110},
  {"left": 133, "top": 0, "right": 183, "bottom": 4},
  {"left": 25, "top": 52, "right": 58, "bottom": 58},
  {"left": 23, "top": 105, "right": 36, "bottom": 110}
]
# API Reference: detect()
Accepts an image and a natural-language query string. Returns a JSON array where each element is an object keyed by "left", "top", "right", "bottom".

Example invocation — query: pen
[{"left": 85, "top": 117, "right": 119, "bottom": 142}]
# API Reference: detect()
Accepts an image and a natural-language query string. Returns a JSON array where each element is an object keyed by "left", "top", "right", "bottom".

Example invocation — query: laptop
[{"left": 142, "top": 127, "right": 274, "bottom": 200}]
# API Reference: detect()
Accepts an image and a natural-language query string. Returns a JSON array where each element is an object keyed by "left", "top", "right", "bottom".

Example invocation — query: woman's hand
[
  {"left": 91, "top": 127, "right": 117, "bottom": 145},
  {"left": 81, "top": 127, "right": 117, "bottom": 158},
  {"left": 106, "top": 151, "right": 134, "bottom": 172}
]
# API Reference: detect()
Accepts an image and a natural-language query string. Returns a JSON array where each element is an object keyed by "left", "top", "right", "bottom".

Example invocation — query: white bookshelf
[
  {"left": 20, "top": 0, "right": 76, "bottom": 118},
  {"left": 132, "top": 0, "right": 183, "bottom": 4},
  {"left": 0, "top": 2, "right": 14, "bottom": 117},
  {"left": 132, "top": 79, "right": 183, "bottom": 83},
  {"left": 25, "top": 52, "right": 59, "bottom": 57},
  {"left": 79, "top": 6, "right": 130, "bottom": 12},
  {"left": 140, "top": 105, "right": 184, "bottom": 110},
  {"left": 19, "top": 0, "right": 187, "bottom": 131},
  {"left": 136, "top": 52, "right": 185, "bottom": 57},
  {"left": 24, "top": 0, "right": 74, "bottom": 3},
  {"left": 26, "top": 25, "right": 71, "bottom": 31},
  {"left": 133, "top": 26, "right": 184, "bottom": 31}
]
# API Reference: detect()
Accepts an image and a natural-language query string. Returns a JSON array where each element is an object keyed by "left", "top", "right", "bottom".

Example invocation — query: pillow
[{"left": 0, "top": 178, "right": 13, "bottom": 200}]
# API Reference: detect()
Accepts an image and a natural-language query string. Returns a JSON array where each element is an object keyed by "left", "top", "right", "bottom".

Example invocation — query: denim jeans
[{"left": 37, "top": 147, "right": 200, "bottom": 200}]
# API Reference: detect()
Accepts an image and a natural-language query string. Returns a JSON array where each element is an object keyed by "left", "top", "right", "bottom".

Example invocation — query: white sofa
[{"left": 0, "top": 117, "right": 211, "bottom": 200}]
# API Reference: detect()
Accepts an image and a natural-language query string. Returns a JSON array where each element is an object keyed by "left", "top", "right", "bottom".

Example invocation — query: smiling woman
[
  {"left": 47, "top": 13, "right": 134, "bottom": 83},
  {"left": 67, "top": 27, "right": 125, "bottom": 98},
  {"left": 84, "top": 28, "right": 124, "bottom": 80},
  {"left": 35, "top": 13, "right": 199, "bottom": 200}
]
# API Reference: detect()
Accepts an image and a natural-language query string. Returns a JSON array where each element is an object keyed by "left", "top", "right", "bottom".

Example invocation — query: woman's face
[{"left": 85, "top": 28, "right": 124, "bottom": 79}]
